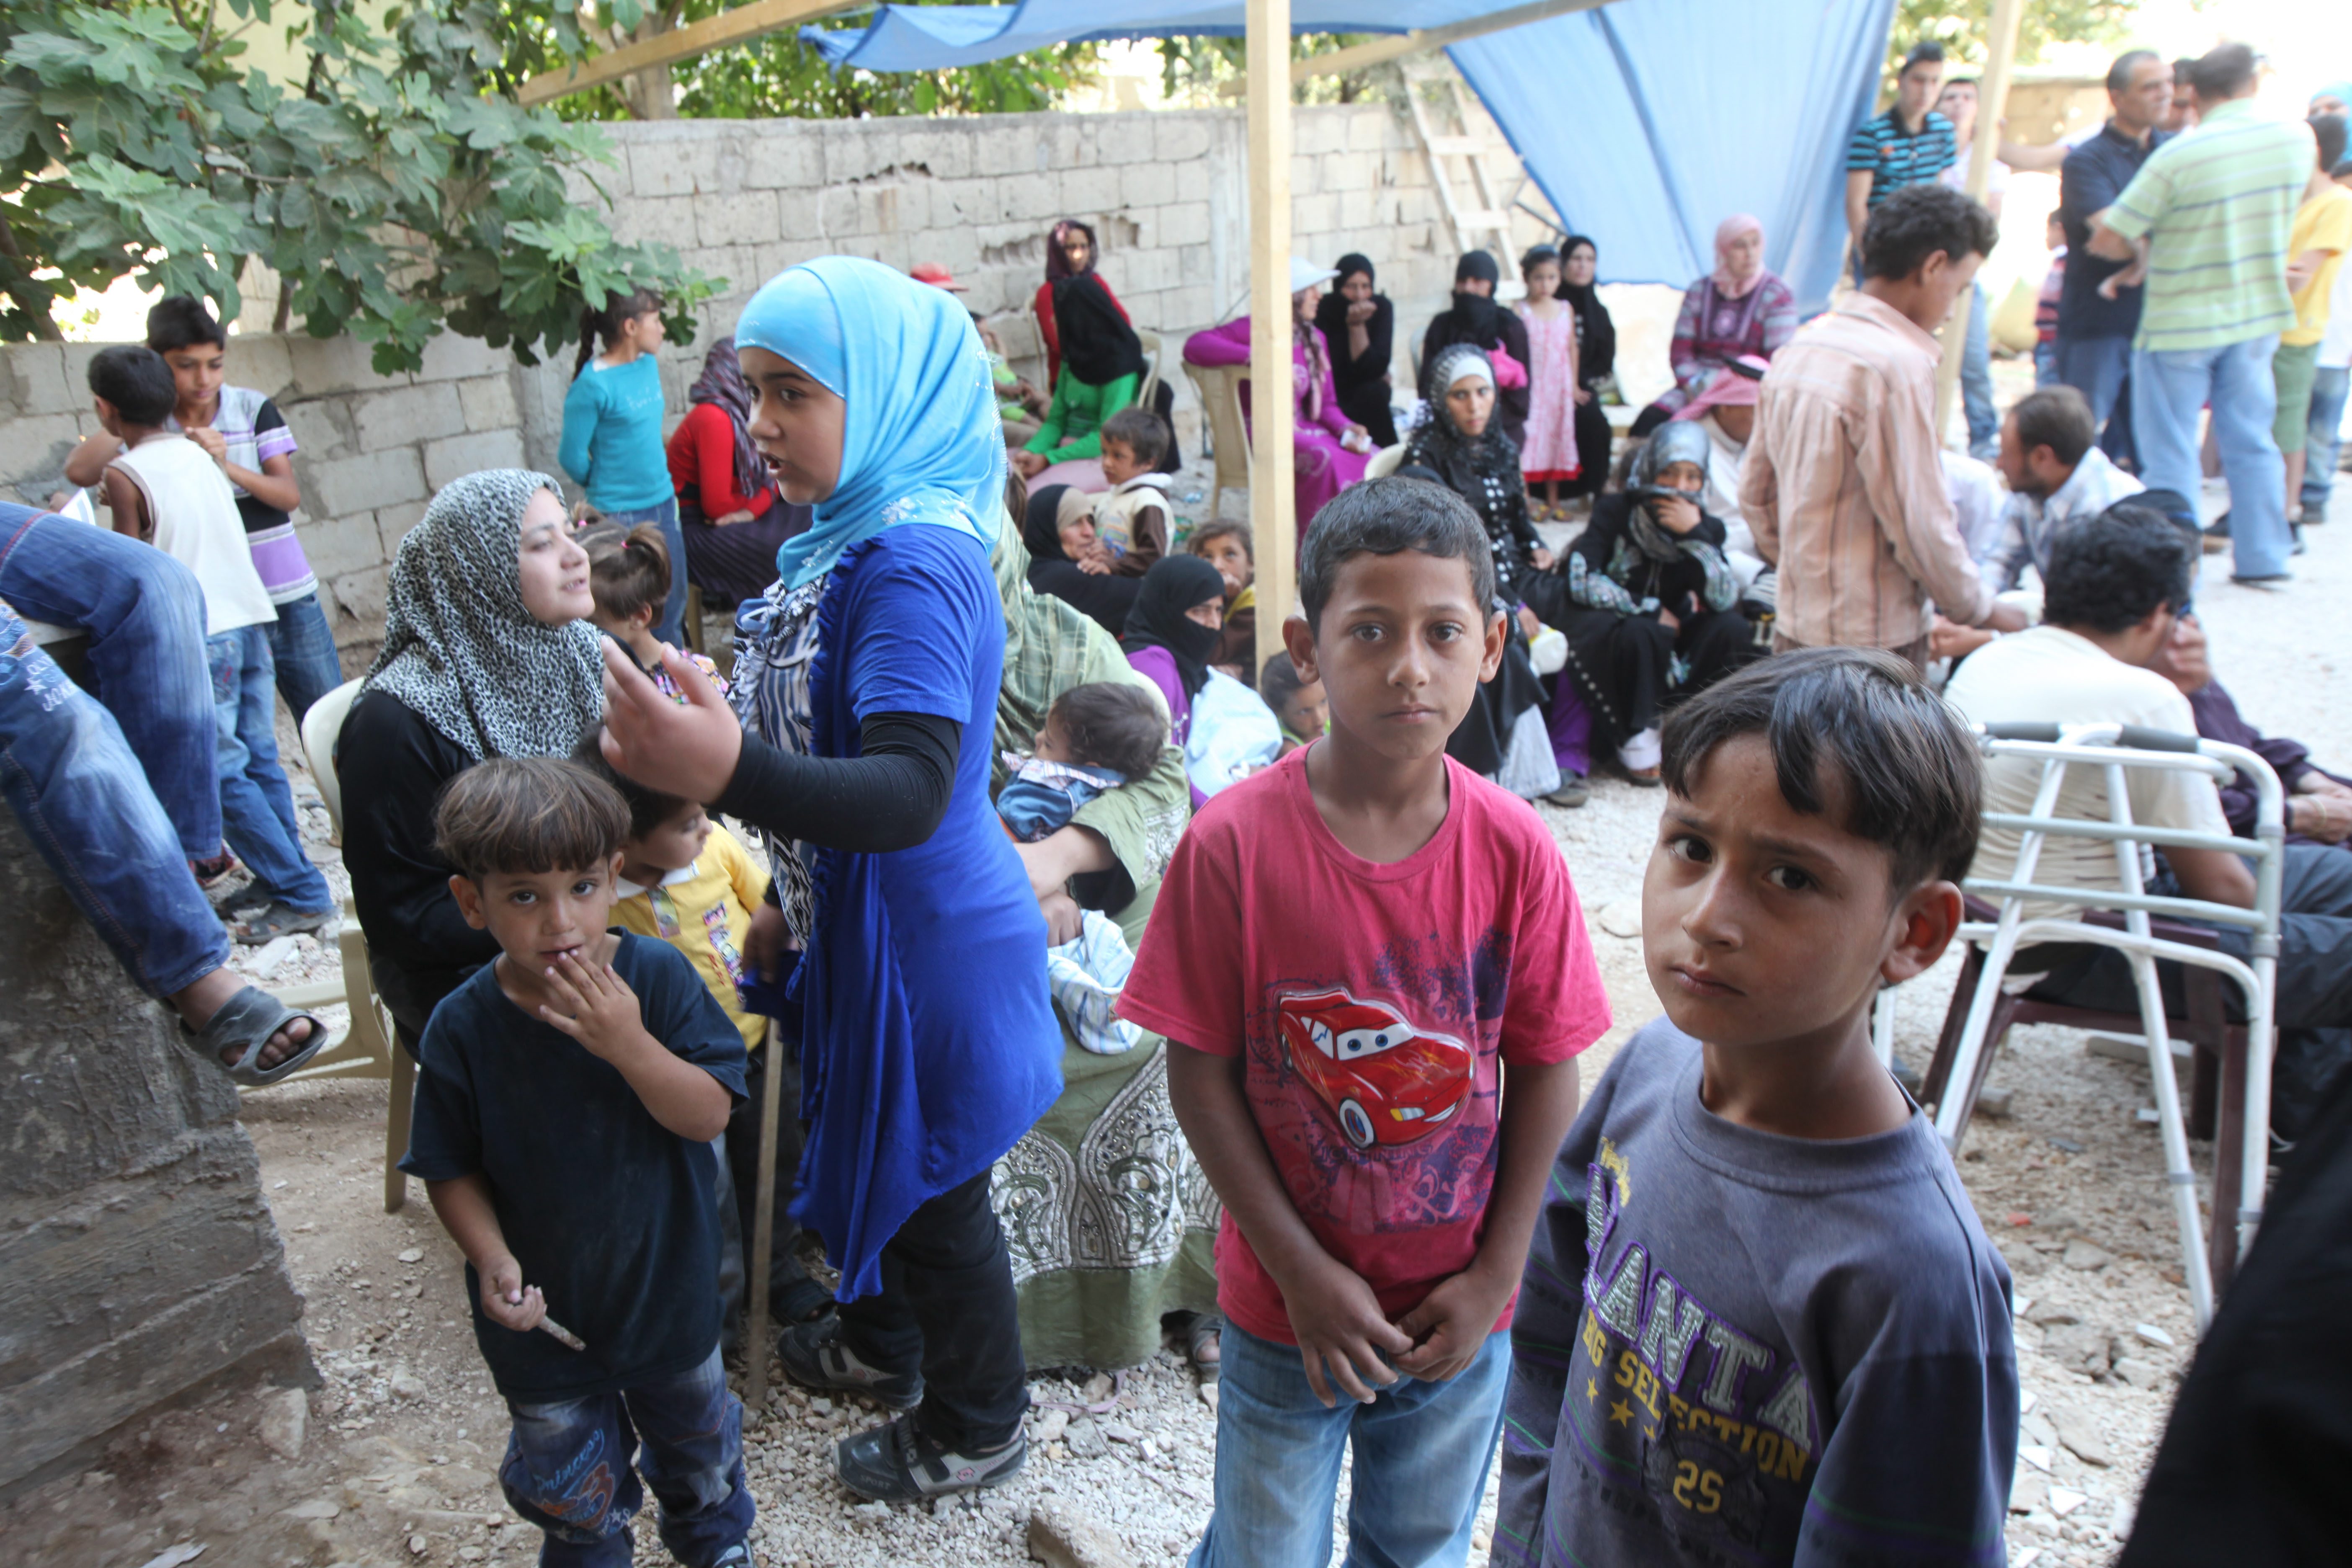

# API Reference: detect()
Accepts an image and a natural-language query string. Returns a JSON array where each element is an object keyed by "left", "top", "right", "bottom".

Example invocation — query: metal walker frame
[{"left": 1936, "top": 721, "right": 2284, "bottom": 1332}]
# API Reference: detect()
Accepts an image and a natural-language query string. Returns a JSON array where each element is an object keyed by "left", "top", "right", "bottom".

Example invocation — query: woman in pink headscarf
[{"left": 1628, "top": 214, "right": 1797, "bottom": 438}]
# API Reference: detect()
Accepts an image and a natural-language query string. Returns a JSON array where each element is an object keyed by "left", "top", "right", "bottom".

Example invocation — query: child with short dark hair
[
  {"left": 1091, "top": 406, "right": 1173, "bottom": 576},
  {"left": 1492, "top": 647, "right": 2017, "bottom": 1568},
  {"left": 1256, "top": 650, "right": 1328, "bottom": 755},
  {"left": 566, "top": 729, "right": 825, "bottom": 1326},
  {"left": 995, "top": 680, "right": 1168, "bottom": 842},
  {"left": 584, "top": 524, "right": 726, "bottom": 702},
  {"left": 1121, "top": 476, "right": 1612, "bottom": 1567},
  {"left": 88, "top": 345, "right": 336, "bottom": 942},
  {"left": 1189, "top": 518, "right": 1257, "bottom": 672},
  {"left": 401, "top": 756, "right": 757, "bottom": 1567}
]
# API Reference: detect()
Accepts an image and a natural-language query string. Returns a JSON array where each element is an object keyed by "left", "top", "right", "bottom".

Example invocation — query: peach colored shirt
[{"left": 1741, "top": 292, "right": 1992, "bottom": 650}]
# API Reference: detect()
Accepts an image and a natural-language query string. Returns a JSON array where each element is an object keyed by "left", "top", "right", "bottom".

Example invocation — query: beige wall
[{"left": 1, "top": 97, "right": 1615, "bottom": 663}]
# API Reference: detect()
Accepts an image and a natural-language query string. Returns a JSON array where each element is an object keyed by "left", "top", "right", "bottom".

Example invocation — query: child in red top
[{"left": 1119, "top": 476, "right": 1610, "bottom": 1568}]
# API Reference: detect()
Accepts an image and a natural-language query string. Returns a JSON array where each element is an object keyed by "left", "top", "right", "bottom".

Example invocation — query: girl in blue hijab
[{"left": 598, "top": 257, "right": 1060, "bottom": 1503}]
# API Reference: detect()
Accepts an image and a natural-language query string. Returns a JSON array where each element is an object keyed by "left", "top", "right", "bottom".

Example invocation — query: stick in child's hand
[{"left": 538, "top": 1315, "right": 588, "bottom": 1353}]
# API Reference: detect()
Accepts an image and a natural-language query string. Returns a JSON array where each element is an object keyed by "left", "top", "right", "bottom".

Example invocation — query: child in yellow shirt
[{"left": 572, "top": 732, "right": 835, "bottom": 1326}]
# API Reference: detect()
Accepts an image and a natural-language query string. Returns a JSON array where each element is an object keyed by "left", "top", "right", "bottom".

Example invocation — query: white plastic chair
[
  {"left": 1184, "top": 361, "right": 1252, "bottom": 520},
  {"left": 1930, "top": 720, "right": 2284, "bottom": 1331},
  {"left": 277, "top": 676, "right": 417, "bottom": 1213},
  {"left": 1364, "top": 441, "right": 1407, "bottom": 480}
]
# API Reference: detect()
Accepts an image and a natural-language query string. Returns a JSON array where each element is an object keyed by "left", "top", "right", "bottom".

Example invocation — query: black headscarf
[
  {"left": 1314, "top": 253, "right": 1396, "bottom": 392},
  {"left": 1120, "top": 554, "right": 1228, "bottom": 703},
  {"left": 1045, "top": 218, "right": 1096, "bottom": 284},
  {"left": 1403, "top": 345, "right": 1536, "bottom": 599},
  {"left": 1021, "top": 482, "right": 1136, "bottom": 635},
  {"left": 1559, "top": 235, "right": 1615, "bottom": 384},
  {"left": 1052, "top": 270, "right": 1146, "bottom": 387},
  {"left": 1439, "top": 250, "right": 1507, "bottom": 340},
  {"left": 686, "top": 334, "right": 768, "bottom": 504}
]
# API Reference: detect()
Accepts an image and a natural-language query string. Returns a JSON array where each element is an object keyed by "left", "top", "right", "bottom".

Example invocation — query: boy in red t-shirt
[{"left": 1118, "top": 477, "right": 1612, "bottom": 1568}]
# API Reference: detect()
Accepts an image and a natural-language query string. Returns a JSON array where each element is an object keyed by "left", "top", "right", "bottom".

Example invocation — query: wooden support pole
[
  {"left": 1933, "top": 0, "right": 2024, "bottom": 445},
  {"left": 743, "top": 1019, "right": 788, "bottom": 1411},
  {"left": 517, "top": 0, "right": 860, "bottom": 107},
  {"left": 1248, "top": 0, "right": 1298, "bottom": 671},
  {"left": 1217, "top": 0, "right": 1618, "bottom": 96}
]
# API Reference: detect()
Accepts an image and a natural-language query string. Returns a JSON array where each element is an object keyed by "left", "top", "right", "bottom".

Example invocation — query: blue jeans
[
  {"left": 0, "top": 506, "right": 220, "bottom": 857},
  {"left": 208, "top": 627, "right": 333, "bottom": 914},
  {"left": 500, "top": 1346, "right": 753, "bottom": 1568},
  {"left": 1961, "top": 281, "right": 1997, "bottom": 461},
  {"left": 604, "top": 499, "right": 688, "bottom": 648},
  {"left": 2033, "top": 340, "right": 2059, "bottom": 388},
  {"left": 2134, "top": 335, "right": 2290, "bottom": 578},
  {"left": 0, "top": 600, "right": 230, "bottom": 998},
  {"left": 2055, "top": 333, "right": 2132, "bottom": 428},
  {"left": 264, "top": 591, "right": 344, "bottom": 722},
  {"left": 1188, "top": 1323, "right": 1510, "bottom": 1568},
  {"left": 2306, "top": 364, "right": 2348, "bottom": 518}
]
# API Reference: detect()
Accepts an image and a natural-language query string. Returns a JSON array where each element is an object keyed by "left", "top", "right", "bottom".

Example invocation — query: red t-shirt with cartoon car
[{"left": 1118, "top": 747, "right": 1612, "bottom": 1347}]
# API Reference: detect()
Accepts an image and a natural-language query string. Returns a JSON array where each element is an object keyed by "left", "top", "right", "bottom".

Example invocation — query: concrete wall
[
  {"left": 0, "top": 812, "right": 312, "bottom": 1498},
  {"left": 0, "top": 95, "right": 1576, "bottom": 664}
]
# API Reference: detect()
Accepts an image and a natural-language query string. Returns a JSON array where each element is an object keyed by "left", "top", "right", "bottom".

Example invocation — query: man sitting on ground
[{"left": 1945, "top": 507, "right": 2352, "bottom": 1141}]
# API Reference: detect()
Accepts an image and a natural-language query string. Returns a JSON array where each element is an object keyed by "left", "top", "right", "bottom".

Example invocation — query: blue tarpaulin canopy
[{"left": 802, "top": 0, "right": 1896, "bottom": 312}]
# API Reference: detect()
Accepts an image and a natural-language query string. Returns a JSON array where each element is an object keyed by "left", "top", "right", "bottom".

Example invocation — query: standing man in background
[
  {"left": 1847, "top": 43, "right": 1957, "bottom": 279},
  {"left": 2056, "top": 51, "right": 2174, "bottom": 467},
  {"left": 2090, "top": 43, "right": 2314, "bottom": 587}
]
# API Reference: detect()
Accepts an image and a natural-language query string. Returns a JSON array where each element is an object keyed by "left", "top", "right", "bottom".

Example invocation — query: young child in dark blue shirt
[
  {"left": 399, "top": 756, "right": 755, "bottom": 1568},
  {"left": 1494, "top": 649, "right": 2017, "bottom": 1568}
]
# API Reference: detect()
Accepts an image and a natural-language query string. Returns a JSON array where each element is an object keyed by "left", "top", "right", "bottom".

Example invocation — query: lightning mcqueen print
[{"left": 1275, "top": 988, "right": 1476, "bottom": 1148}]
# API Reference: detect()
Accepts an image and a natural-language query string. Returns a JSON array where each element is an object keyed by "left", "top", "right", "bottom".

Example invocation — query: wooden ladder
[{"left": 1404, "top": 62, "right": 1542, "bottom": 298}]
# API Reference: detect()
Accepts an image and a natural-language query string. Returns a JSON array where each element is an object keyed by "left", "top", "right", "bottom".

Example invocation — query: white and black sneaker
[
  {"left": 836, "top": 1413, "right": 1026, "bottom": 1501},
  {"left": 778, "top": 1315, "right": 923, "bottom": 1410}
]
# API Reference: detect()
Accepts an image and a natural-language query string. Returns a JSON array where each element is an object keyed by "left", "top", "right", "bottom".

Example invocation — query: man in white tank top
[{"left": 88, "top": 346, "right": 335, "bottom": 941}]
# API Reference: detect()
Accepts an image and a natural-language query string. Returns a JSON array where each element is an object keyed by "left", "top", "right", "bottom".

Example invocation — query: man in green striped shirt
[{"left": 2090, "top": 43, "right": 2313, "bottom": 585}]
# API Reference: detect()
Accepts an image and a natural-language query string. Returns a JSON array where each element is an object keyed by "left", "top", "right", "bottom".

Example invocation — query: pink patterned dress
[{"left": 1516, "top": 303, "right": 1581, "bottom": 482}]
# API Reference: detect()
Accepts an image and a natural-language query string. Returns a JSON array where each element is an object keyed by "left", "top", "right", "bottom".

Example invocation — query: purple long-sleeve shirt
[
  {"left": 1182, "top": 317, "right": 1357, "bottom": 441},
  {"left": 2188, "top": 681, "right": 2346, "bottom": 843}
]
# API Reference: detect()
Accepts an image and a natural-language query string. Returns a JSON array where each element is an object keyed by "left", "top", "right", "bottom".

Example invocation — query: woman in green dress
[
  {"left": 985, "top": 504, "right": 1223, "bottom": 1378},
  {"left": 1011, "top": 230, "right": 1147, "bottom": 496}
]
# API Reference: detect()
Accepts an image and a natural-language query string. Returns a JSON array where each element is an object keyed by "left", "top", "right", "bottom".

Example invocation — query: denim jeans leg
[
  {"left": 2304, "top": 365, "right": 2348, "bottom": 518},
  {"left": 209, "top": 629, "right": 333, "bottom": 913},
  {"left": 624, "top": 1348, "right": 755, "bottom": 1566},
  {"left": 2033, "top": 340, "right": 2058, "bottom": 388},
  {"left": 0, "top": 510, "right": 220, "bottom": 856},
  {"left": 605, "top": 500, "right": 689, "bottom": 646},
  {"left": 500, "top": 1390, "right": 645, "bottom": 1568},
  {"left": 2205, "top": 333, "right": 2290, "bottom": 578},
  {"left": 0, "top": 606, "right": 229, "bottom": 998},
  {"left": 1962, "top": 282, "right": 1998, "bottom": 460},
  {"left": 2131, "top": 346, "right": 2214, "bottom": 521},
  {"left": 2056, "top": 335, "right": 2131, "bottom": 429},
  {"left": 264, "top": 591, "right": 345, "bottom": 722},
  {"left": 1342, "top": 1330, "right": 1512, "bottom": 1568},
  {"left": 1188, "top": 1324, "right": 1358, "bottom": 1568}
]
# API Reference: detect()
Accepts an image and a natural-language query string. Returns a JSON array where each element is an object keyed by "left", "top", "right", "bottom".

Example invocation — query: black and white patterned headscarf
[{"left": 362, "top": 469, "right": 604, "bottom": 762}]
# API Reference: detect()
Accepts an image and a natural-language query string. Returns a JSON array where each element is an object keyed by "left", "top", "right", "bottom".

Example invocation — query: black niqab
[{"left": 1119, "top": 555, "right": 1228, "bottom": 703}]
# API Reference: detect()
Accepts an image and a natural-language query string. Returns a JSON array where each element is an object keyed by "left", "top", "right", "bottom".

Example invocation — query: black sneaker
[
  {"left": 778, "top": 1315, "right": 922, "bottom": 1410},
  {"left": 2201, "top": 514, "right": 2231, "bottom": 554},
  {"left": 836, "top": 1413, "right": 1026, "bottom": 1501}
]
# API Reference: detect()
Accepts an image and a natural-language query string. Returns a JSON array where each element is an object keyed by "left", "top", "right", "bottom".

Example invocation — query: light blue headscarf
[{"left": 735, "top": 257, "right": 1003, "bottom": 590}]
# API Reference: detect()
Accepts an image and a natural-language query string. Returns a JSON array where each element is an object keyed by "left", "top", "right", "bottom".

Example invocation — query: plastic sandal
[
  {"left": 180, "top": 984, "right": 332, "bottom": 1087},
  {"left": 1185, "top": 1309, "right": 1225, "bottom": 1386},
  {"left": 232, "top": 901, "right": 338, "bottom": 945}
]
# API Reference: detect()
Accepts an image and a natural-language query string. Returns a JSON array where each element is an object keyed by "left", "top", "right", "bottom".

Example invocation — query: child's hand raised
[
  {"left": 538, "top": 952, "right": 652, "bottom": 1064},
  {"left": 1392, "top": 1264, "right": 1515, "bottom": 1383},
  {"left": 1282, "top": 1254, "right": 1415, "bottom": 1406},
  {"left": 478, "top": 1251, "right": 548, "bottom": 1333}
]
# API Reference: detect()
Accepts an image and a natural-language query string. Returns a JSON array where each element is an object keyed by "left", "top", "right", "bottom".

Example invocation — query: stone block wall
[
  {"left": 0, "top": 811, "right": 312, "bottom": 1498},
  {"left": 0, "top": 92, "right": 1600, "bottom": 664}
]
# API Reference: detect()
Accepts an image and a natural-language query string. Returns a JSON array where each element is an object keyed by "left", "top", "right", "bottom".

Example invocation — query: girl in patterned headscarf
[
  {"left": 340, "top": 469, "right": 603, "bottom": 1046},
  {"left": 1522, "top": 422, "right": 1764, "bottom": 782},
  {"left": 596, "top": 257, "right": 1061, "bottom": 1505}
]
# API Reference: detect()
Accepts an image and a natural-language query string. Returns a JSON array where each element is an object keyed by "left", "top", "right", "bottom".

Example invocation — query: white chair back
[{"left": 300, "top": 676, "right": 366, "bottom": 843}]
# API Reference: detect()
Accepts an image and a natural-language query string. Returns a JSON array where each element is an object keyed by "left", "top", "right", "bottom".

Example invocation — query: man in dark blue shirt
[{"left": 2057, "top": 50, "right": 2176, "bottom": 463}]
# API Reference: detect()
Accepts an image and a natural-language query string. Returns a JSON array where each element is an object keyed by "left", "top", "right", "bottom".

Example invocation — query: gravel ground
[{"left": 5, "top": 465, "right": 2344, "bottom": 1568}]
